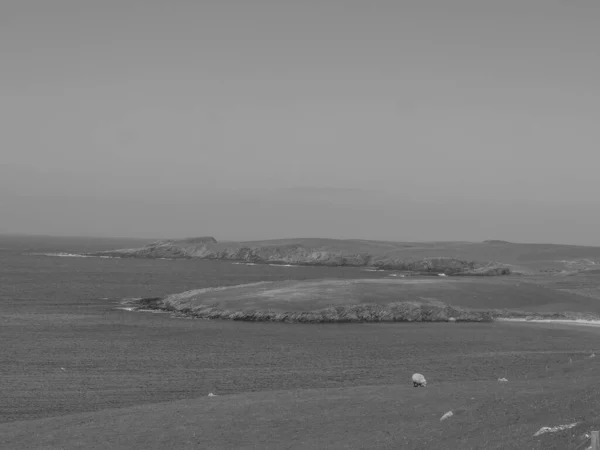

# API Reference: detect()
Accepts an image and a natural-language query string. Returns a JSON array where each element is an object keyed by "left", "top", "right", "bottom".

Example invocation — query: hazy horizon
[{"left": 2, "top": 1, "right": 599, "bottom": 245}]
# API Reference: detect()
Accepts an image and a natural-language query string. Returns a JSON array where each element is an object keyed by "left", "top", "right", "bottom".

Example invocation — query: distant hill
[
  {"left": 90, "top": 237, "right": 515, "bottom": 275},
  {"left": 89, "top": 236, "right": 600, "bottom": 276}
]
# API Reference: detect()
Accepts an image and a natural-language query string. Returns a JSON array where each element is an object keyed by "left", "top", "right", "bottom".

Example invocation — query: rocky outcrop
[
  {"left": 131, "top": 297, "right": 495, "bottom": 323},
  {"left": 90, "top": 237, "right": 512, "bottom": 276}
]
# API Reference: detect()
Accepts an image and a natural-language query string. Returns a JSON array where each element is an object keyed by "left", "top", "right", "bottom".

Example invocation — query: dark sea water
[
  {"left": 0, "top": 234, "right": 389, "bottom": 304},
  {"left": 2, "top": 234, "right": 599, "bottom": 426},
  {"left": 0, "top": 234, "right": 401, "bottom": 422}
]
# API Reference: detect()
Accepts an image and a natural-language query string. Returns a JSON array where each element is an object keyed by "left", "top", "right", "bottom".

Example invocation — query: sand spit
[{"left": 498, "top": 318, "right": 600, "bottom": 328}]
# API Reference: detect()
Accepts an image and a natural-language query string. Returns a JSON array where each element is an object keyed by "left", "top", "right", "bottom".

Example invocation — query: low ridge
[{"left": 90, "top": 237, "right": 512, "bottom": 276}]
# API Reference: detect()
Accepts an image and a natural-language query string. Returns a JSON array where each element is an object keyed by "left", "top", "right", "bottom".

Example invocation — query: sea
[
  {"left": 0, "top": 234, "right": 405, "bottom": 423},
  {"left": 0, "top": 234, "right": 389, "bottom": 306}
]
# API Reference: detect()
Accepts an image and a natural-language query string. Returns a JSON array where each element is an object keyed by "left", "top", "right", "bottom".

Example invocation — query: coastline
[
  {"left": 89, "top": 238, "right": 515, "bottom": 276},
  {"left": 121, "top": 296, "right": 494, "bottom": 324},
  {"left": 497, "top": 318, "right": 600, "bottom": 328}
]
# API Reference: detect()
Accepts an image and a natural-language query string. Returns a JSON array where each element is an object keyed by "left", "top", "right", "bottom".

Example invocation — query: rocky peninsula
[{"left": 90, "top": 237, "right": 512, "bottom": 276}]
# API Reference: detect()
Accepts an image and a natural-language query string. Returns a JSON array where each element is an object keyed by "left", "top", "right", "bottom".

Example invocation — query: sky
[{"left": 1, "top": 0, "right": 599, "bottom": 244}]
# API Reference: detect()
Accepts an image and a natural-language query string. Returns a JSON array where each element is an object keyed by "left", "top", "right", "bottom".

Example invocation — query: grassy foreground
[
  {"left": 5, "top": 284, "right": 600, "bottom": 450},
  {"left": 4, "top": 329, "right": 600, "bottom": 449}
]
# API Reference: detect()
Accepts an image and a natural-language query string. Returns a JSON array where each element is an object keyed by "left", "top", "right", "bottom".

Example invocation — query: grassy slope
[
  {"left": 142, "top": 275, "right": 600, "bottom": 323},
  {"left": 3, "top": 336, "right": 600, "bottom": 450},
  {"left": 160, "top": 277, "right": 599, "bottom": 313}
]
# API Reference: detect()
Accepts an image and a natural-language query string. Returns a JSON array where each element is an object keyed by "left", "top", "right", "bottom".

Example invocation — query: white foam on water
[
  {"left": 30, "top": 252, "right": 90, "bottom": 258},
  {"left": 30, "top": 252, "right": 119, "bottom": 259},
  {"left": 117, "top": 307, "right": 169, "bottom": 314}
]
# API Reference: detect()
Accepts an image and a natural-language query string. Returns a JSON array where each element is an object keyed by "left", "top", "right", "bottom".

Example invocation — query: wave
[
  {"left": 29, "top": 252, "right": 118, "bottom": 259},
  {"left": 231, "top": 262, "right": 306, "bottom": 267},
  {"left": 116, "top": 306, "right": 169, "bottom": 314},
  {"left": 30, "top": 252, "right": 91, "bottom": 258}
]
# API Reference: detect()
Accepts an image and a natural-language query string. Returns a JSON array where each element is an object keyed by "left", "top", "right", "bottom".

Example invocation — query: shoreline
[
  {"left": 120, "top": 297, "right": 495, "bottom": 324},
  {"left": 118, "top": 298, "right": 600, "bottom": 327},
  {"left": 497, "top": 318, "right": 600, "bottom": 328}
]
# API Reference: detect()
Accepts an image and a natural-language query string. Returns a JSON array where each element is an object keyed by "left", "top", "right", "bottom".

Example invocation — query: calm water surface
[{"left": 0, "top": 234, "right": 394, "bottom": 422}]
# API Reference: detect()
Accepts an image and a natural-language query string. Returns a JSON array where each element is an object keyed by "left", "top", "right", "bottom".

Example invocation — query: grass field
[
  {"left": 3, "top": 315, "right": 600, "bottom": 449},
  {"left": 136, "top": 274, "right": 600, "bottom": 324},
  {"left": 158, "top": 276, "right": 600, "bottom": 313}
]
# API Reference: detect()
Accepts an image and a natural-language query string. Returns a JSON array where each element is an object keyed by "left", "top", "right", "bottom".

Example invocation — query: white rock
[
  {"left": 440, "top": 411, "right": 453, "bottom": 421},
  {"left": 498, "top": 377, "right": 508, "bottom": 382},
  {"left": 533, "top": 423, "right": 578, "bottom": 437},
  {"left": 208, "top": 392, "right": 217, "bottom": 397}
]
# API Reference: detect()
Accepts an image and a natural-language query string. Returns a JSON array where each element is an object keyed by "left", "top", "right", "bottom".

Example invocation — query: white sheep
[{"left": 412, "top": 373, "right": 427, "bottom": 387}]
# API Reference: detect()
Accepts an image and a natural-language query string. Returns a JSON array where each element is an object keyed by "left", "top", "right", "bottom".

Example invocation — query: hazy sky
[{"left": 1, "top": 0, "right": 599, "bottom": 244}]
